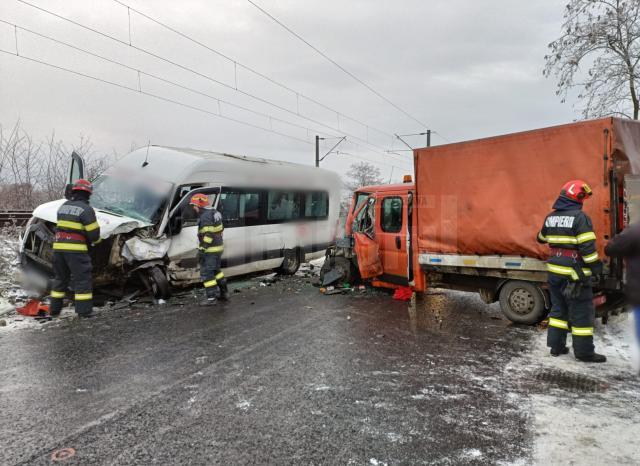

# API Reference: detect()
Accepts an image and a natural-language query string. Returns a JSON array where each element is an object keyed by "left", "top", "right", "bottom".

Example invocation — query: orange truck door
[{"left": 377, "top": 194, "right": 409, "bottom": 285}]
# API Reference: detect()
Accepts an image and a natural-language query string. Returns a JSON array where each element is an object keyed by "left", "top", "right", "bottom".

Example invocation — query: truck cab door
[
  {"left": 352, "top": 196, "right": 383, "bottom": 279},
  {"left": 64, "top": 151, "right": 85, "bottom": 198},
  {"left": 377, "top": 193, "right": 409, "bottom": 285}
]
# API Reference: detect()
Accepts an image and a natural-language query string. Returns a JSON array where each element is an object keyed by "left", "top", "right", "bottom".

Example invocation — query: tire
[
  {"left": 278, "top": 248, "right": 301, "bottom": 275},
  {"left": 319, "top": 256, "right": 355, "bottom": 286},
  {"left": 498, "top": 280, "right": 547, "bottom": 325},
  {"left": 143, "top": 266, "right": 172, "bottom": 299}
]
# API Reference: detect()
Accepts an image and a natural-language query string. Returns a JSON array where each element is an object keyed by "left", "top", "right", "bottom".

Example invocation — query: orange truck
[{"left": 322, "top": 118, "right": 640, "bottom": 324}]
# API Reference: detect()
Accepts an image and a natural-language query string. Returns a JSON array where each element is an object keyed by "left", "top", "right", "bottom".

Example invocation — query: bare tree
[
  {"left": 0, "top": 121, "right": 112, "bottom": 209},
  {"left": 345, "top": 162, "right": 384, "bottom": 192},
  {"left": 544, "top": 0, "right": 640, "bottom": 119}
]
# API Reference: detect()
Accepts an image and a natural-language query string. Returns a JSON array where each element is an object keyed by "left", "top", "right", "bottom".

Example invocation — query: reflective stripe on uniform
[
  {"left": 85, "top": 221, "right": 100, "bottom": 231},
  {"left": 203, "top": 279, "right": 218, "bottom": 288},
  {"left": 57, "top": 220, "right": 84, "bottom": 230},
  {"left": 92, "top": 238, "right": 103, "bottom": 245},
  {"left": 199, "top": 225, "right": 223, "bottom": 234},
  {"left": 576, "top": 232, "right": 597, "bottom": 243},
  {"left": 203, "top": 236, "right": 213, "bottom": 244},
  {"left": 53, "top": 242, "right": 88, "bottom": 252},
  {"left": 537, "top": 232, "right": 547, "bottom": 242},
  {"left": 546, "top": 263, "right": 592, "bottom": 280},
  {"left": 75, "top": 292, "right": 93, "bottom": 301},
  {"left": 545, "top": 232, "right": 597, "bottom": 245},
  {"left": 548, "top": 317, "right": 569, "bottom": 330},
  {"left": 582, "top": 251, "right": 599, "bottom": 263},
  {"left": 572, "top": 327, "right": 594, "bottom": 336},
  {"left": 215, "top": 271, "right": 224, "bottom": 280},
  {"left": 200, "top": 245, "right": 224, "bottom": 253},
  {"left": 50, "top": 290, "right": 66, "bottom": 299}
]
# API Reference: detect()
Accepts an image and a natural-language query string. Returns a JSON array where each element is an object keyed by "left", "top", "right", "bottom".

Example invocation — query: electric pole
[{"left": 315, "top": 135, "right": 320, "bottom": 167}]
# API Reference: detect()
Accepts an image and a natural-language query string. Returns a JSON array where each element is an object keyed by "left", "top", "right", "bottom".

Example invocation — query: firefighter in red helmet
[
  {"left": 190, "top": 193, "right": 229, "bottom": 306},
  {"left": 49, "top": 179, "right": 101, "bottom": 318},
  {"left": 537, "top": 180, "right": 606, "bottom": 362}
]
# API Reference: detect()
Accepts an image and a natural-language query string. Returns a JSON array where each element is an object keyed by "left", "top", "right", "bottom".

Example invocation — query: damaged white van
[{"left": 20, "top": 147, "right": 342, "bottom": 298}]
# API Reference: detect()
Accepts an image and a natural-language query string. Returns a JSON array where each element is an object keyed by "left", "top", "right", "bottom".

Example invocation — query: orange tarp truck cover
[{"left": 414, "top": 118, "right": 640, "bottom": 260}]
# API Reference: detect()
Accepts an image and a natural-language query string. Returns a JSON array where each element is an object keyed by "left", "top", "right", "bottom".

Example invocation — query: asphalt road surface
[{"left": 1, "top": 274, "right": 538, "bottom": 465}]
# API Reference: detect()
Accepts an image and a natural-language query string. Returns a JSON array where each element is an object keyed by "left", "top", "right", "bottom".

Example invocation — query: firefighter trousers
[
  {"left": 49, "top": 252, "right": 93, "bottom": 316},
  {"left": 547, "top": 273, "right": 595, "bottom": 358},
  {"left": 199, "top": 251, "right": 228, "bottom": 299}
]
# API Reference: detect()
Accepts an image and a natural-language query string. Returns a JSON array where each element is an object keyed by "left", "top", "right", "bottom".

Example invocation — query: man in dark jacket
[
  {"left": 604, "top": 221, "right": 640, "bottom": 352},
  {"left": 190, "top": 193, "right": 229, "bottom": 306},
  {"left": 49, "top": 179, "right": 101, "bottom": 317},
  {"left": 537, "top": 180, "right": 606, "bottom": 362}
]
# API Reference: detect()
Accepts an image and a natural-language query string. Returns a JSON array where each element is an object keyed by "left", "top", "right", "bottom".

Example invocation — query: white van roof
[{"left": 111, "top": 146, "right": 340, "bottom": 191}]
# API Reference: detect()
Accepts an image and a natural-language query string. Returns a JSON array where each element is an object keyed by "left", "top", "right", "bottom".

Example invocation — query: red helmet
[
  {"left": 190, "top": 193, "right": 209, "bottom": 208},
  {"left": 560, "top": 179, "right": 592, "bottom": 203},
  {"left": 72, "top": 179, "right": 93, "bottom": 194}
]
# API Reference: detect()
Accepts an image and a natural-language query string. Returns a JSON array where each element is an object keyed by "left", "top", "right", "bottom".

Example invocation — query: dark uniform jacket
[
  {"left": 197, "top": 207, "right": 224, "bottom": 253},
  {"left": 605, "top": 222, "right": 640, "bottom": 306},
  {"left": 537, "top": 196, "right": 602, "bottom": 280},
  {"left": 53, "top": 199, "right": 101, "bottom": 253}
]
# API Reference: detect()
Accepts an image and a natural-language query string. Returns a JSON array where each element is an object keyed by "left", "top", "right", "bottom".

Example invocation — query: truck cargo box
[{"left": 413, "top": 118, "right": 640, "bottom": 261}]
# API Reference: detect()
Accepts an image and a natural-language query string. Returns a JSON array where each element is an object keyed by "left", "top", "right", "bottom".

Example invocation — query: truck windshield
[{"left": 90, "top": 172, "right": 173, "bottom": 224}]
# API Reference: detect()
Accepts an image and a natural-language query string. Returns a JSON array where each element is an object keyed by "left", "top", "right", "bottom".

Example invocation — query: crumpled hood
[
  {"left": 552, "top": 195, "right": 584, "bottom": 211},
  {"left": 31, "top": 199, "right": 151, "bottom": 237}
]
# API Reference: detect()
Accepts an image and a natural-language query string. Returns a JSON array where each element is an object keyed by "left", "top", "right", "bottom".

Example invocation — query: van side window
[
  {"left": 304, "top": 191, "right": 328, "bottom": 219},
  {"left": 219, "top": 190, "right": 264, "bottom": 227},
  {"left": 381, "top": 197, "right": 403, "bottom": 233},
  {"left": 268, "top": 191, "right": 300, "bottom": 221}
]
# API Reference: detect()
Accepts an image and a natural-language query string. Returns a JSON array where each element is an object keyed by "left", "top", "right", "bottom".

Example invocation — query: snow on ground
[{"left": 506, "top": 313, "right": 640, "bottom": 465}]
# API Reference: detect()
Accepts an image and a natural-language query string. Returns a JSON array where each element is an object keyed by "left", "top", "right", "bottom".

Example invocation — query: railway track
[{"left": 0, "top": 210, "right": 33, "bottom": 227}]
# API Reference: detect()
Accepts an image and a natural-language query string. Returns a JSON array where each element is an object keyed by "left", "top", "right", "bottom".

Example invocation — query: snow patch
[{"left": 236, "top": 400, "right": 251, "bottom": 410}]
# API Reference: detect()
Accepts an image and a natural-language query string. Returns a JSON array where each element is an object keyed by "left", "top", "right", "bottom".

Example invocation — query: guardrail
[{"left": 0, "top": 210, "right": 33, "bottom": 227}]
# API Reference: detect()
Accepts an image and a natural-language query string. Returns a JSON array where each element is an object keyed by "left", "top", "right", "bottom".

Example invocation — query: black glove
[
  {"left": 589, "top": 262, "right": 604, "bottom": 277},
  {"left": 562, "top": 281, "right": 583, "bottom": 300}
]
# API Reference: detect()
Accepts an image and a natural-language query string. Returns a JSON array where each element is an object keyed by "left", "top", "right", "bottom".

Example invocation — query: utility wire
[
  {"left": 247, "top": 0, "right": 437, "bottom": 134},
  {"left": 16, "top": 0, "right": 408, "bottom": 161},
  {"left": 0, "top": 48, "right": 311, "bottom": 145},
  {"left": 1, "top": 20, "right": 334, "bottom": 140},
  {"left": 0, "top": 46, "right": 409, "bottom": 172},
  {"left": 112, "top": 0, "right": 393, "bottom": 141}
]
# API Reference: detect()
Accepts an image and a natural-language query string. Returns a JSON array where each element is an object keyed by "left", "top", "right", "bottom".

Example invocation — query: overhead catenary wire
[
  {"left": 111, "top": 0, "right": 394, "bottom": 142},
  {"left": 0, "top": 39, "right": 410, "bottom": 172},
  {"left": 16, "top": 0, "right": 411, "bottom": 162},
  {"left": 247, "top": 0, "right": 445, "bottom": 139}
]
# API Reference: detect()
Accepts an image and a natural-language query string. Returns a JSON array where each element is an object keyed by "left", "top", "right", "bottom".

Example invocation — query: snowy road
[{"left": 1, "top": 275, "right": 639, "bottom": 465}]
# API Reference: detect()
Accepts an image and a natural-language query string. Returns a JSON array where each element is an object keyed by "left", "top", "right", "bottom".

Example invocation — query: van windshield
[{"left": 90, "top": 172, "right": 173, "bottom": 224}]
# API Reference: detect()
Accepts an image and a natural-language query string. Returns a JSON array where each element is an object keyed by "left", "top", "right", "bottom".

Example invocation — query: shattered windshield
[{"left": 90, "top": 171, "right": 173, "bottom": 224}]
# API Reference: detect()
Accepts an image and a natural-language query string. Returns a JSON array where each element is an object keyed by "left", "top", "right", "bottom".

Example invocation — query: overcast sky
[{"left": 0, "top": 0, "right": 574, "bottom": 180}]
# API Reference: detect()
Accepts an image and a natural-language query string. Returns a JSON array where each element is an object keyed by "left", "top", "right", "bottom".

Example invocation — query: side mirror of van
[
  {"left": 168, "top": 215, "right": 183, "bottom": 236},
  {"left": 64, "top": 183, "right": 73, "bottom": 200}
]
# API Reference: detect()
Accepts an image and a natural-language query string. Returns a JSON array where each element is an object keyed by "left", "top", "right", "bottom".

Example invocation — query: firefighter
[
  {"left": 537, "top": 180, "right": 606, "bottom": 362},
  {"left": 190, "top": 193, "right": 229, "bottom": 306},
  {"left": 49, "top": 179, "right": 101, "bottom": 318}
]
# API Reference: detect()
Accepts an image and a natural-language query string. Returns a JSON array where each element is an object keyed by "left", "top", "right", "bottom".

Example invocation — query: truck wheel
[
  {"left": 141, "top": 266, "right": 171, "bottom": 300},
  {"left": 320, "top": 256, "right": 354, "bottom": 285},
  {"left": 278, "top": 249, "right": 301, "bottom": 275},
  {"left": 498, "top": 280, "right": 547, "bottom": 325}
]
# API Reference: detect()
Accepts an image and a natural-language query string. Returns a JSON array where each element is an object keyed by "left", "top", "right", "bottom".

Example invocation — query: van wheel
[
  {"left": 141, "top": 266, "right": 172, "bottom": 299},
  {"left": 498, "top": 280, "right": 547, "bottom": 325},
  {"left": 278, "top": 249, "right": 301, "bottom": 275}
]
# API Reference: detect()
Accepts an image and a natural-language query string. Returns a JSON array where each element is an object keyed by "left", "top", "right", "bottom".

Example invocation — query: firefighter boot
[
  {"left": 218, "top": 280, "right": 230, "bottom": 301},
  {"left": 550, "top": 347, "right": 570, "bottom": 357},
  {"left": 576, "top": 352, "right": 607, "bottom": 363}
]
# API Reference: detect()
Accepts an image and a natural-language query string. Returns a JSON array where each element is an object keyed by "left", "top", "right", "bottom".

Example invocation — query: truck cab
[{"left": 322, "top": 178, "right": 415, "bottom": 290}]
